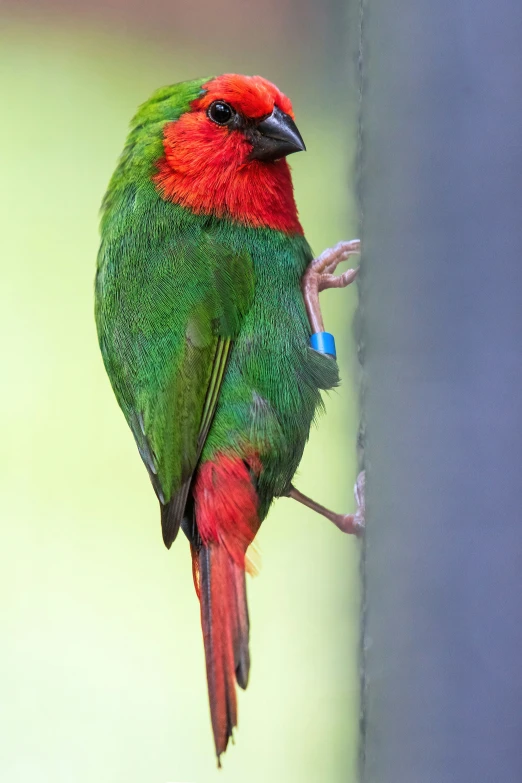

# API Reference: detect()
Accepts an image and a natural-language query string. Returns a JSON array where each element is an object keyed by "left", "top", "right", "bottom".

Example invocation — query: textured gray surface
[{"left": 359, "top": 2, "right": 522, "bottom": 781}]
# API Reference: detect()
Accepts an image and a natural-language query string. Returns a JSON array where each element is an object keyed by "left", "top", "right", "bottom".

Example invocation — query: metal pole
[{"left": 358, "top": 2, "right": 522, "bottom": 782}]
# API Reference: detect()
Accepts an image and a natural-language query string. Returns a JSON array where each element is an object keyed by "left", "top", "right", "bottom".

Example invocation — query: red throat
[{"left": 153, "top": 75, "right": 303, "bottom": 235}]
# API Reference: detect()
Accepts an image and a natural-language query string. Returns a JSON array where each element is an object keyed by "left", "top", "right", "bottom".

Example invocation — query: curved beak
[{"left": 249, "top": 106, "right": 306, "bottom": 162}]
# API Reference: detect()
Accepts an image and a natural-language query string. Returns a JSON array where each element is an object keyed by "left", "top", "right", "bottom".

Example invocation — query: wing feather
[
  {"left": 96, "top": 228, "right": 254, "bottom": 547},
  {"left": 161, "top": 334, "right": 232, "bottom": 548}
]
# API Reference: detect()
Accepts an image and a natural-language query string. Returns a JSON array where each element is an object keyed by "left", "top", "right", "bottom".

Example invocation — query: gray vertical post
[{"left": 358, "top": 2, "right": 522, "bottom": 782}]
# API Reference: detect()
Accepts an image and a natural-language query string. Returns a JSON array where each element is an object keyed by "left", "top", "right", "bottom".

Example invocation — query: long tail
[
  {"left": 190, "top": 454, "right": 260, "bottom": 762},
  {"left": 192, "top": 543, "right": 250, "bottom": 761}
]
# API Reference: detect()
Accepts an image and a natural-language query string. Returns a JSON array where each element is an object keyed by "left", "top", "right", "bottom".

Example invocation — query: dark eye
[{"left": 208, "top": 101, "right": 234, "bottom": 125}]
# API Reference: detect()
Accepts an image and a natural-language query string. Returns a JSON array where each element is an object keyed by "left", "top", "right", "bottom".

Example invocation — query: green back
[{"left": 95, "top": 78, "right": 338, "bottom": 539}]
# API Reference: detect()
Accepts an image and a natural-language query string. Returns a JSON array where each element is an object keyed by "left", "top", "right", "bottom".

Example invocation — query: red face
[
  {"left": 195, "top": 73, "right": 295, "bottom": 123},
  {"left": 153, "top": 74, "right": 305, "bottom": 234},
  {"left": 193, "top": 74, "right": 304, "bottom": 163}
]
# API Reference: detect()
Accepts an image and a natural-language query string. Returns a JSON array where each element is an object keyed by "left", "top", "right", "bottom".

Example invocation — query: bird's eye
[{"left": 208, "top": 101, "right": 234, "bottom": 126}]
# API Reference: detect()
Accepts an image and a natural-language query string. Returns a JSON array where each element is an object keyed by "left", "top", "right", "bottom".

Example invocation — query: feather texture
[
  {"left": 191, "top": 453, "right": 259, "bottom": 758},
  {"left": 95, "top": 74, "right": 339, "bottom": 759}
]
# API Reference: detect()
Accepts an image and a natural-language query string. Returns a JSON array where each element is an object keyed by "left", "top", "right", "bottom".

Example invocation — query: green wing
[{"left": 96, "top": 228, "right": 254, "bottom": 548}]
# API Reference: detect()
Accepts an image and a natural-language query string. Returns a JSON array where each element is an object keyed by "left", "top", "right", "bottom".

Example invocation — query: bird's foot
[
  {"left": 302, "top": 239, "right": 360, "bottom": 333},
  {"left": 285, "top": 471, "right": 365, "bottom": 536}
]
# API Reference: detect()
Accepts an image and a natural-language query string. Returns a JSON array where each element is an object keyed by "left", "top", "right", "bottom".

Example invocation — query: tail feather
[
  {"left": 195, "top": 542, "right": 250, "bottom": 761},
  {"left": 191, "top": 454, "right": 260, "bottom": 762},
  {"left": 231, "top": 562, "right": 250, "bottom": 690}
]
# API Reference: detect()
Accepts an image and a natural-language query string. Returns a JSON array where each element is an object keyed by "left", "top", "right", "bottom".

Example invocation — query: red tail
[
  {"left": 192, "top": 455, "right": 260, "bottom": 761},
  {"left": 193, "top": 544, "right": 249, "bottom": 759}
]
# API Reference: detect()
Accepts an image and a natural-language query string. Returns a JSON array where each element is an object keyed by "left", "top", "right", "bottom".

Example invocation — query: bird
[{"left": 95, "top": 73, "right": 363, "bottom": 762}]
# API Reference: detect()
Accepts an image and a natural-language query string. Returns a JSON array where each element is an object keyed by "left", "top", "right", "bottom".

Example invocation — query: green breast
[
  {"left": 97, "top": 191, "right": 338, "bottom": 518},
  {"left": 198, "top": 221, "right": 339, "bottom": 515}
]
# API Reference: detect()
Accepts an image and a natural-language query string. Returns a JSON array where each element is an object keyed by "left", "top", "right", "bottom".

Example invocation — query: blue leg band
[{"left": 310, "top": 332, "right": 336, "bottom": 359}]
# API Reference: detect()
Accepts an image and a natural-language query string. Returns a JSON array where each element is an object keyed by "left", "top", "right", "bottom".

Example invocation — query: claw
[
  {"left": 311, "top": 239, "right": 361, "bottom": 276},
  {"left": 332, "top": 471, "right": 365, "bottom": 536},
  {"left": 302, "top": 238, "right": 361, "bottom": 335},
  {"left": 353, "top": 471, "right": 365, "bottom": 533},
  {"left": 318, "top": 267, "right": 359, "bottom": 292}
]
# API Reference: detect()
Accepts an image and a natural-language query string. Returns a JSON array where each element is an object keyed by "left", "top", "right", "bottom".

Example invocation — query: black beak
[{"left": 249, "top": 106, "right": 306, "bottom": 162}]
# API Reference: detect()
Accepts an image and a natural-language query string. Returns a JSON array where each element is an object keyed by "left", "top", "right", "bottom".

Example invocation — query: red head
[{"left": 153, "top": 74, "right": 305, "bottom": 234}]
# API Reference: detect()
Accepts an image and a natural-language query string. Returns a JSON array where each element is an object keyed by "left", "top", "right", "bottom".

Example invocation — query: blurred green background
[{"left": 0, "top": 4, "right": 359, "bottom": 782}]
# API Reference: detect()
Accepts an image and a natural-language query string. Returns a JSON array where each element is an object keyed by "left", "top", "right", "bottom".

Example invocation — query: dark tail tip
[{"left": 232, "top": 566, "right": 250, "bottom": 691}]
